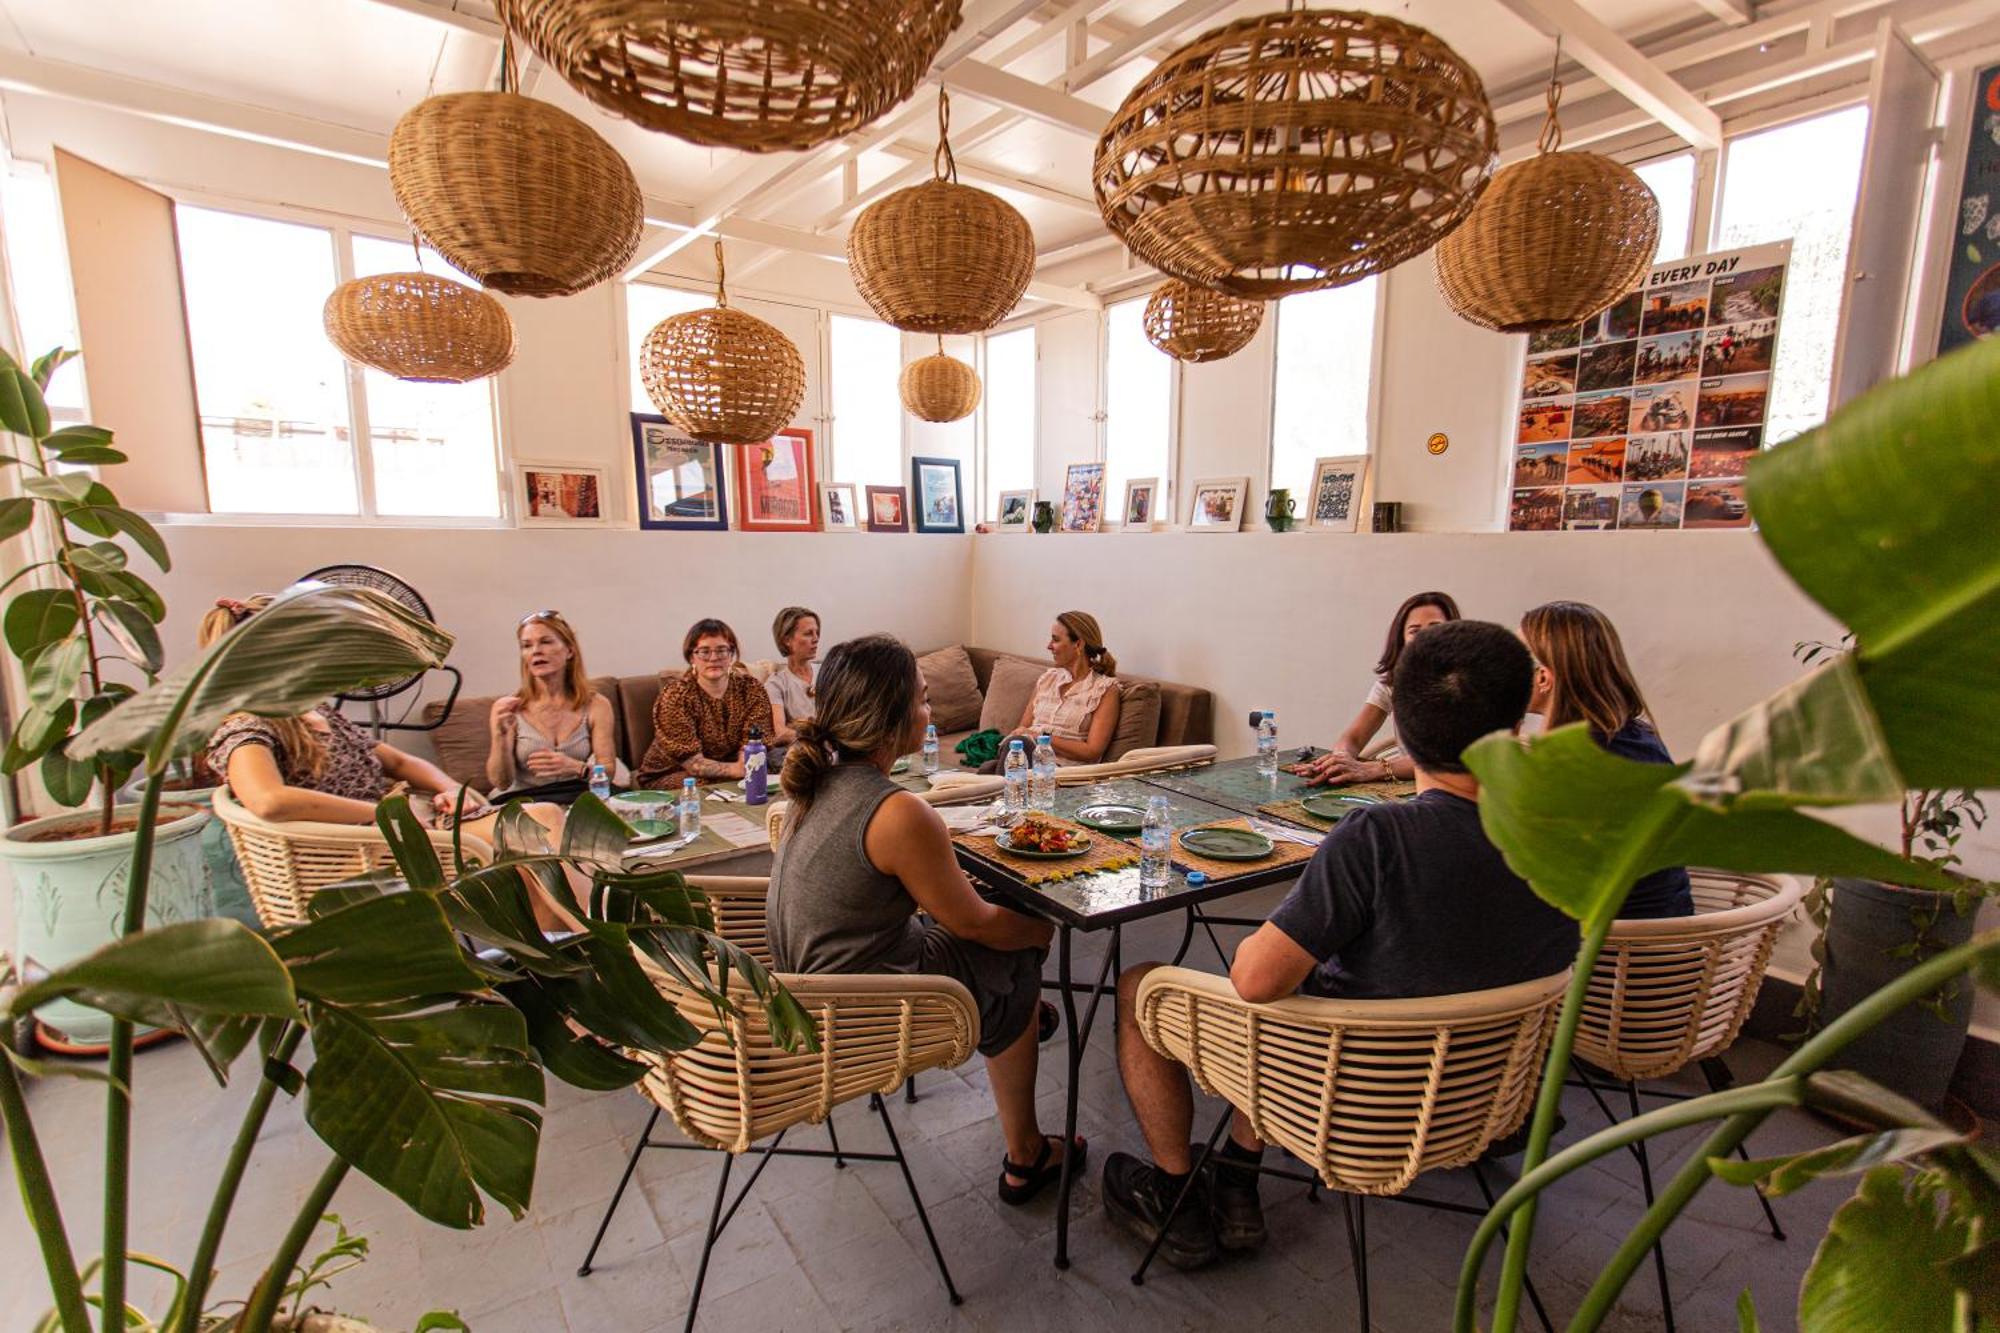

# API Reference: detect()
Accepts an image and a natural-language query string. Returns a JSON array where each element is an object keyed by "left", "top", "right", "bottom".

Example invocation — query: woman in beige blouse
[{"left": 1002, "top": 611, "right": 1123, "bottom": 764}]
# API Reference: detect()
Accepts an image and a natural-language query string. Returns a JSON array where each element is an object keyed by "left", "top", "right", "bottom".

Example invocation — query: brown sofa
[
  {"left": 424, "top": 668, "right": 721, "bottom": 790},
  {"left": 924, "top": 645, "right": 1212, "bottom": 765}
]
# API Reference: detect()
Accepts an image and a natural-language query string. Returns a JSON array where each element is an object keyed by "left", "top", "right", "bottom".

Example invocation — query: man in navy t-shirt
[{"left": 1102, "top": 621, "right": 1579, "bottom": 1270}]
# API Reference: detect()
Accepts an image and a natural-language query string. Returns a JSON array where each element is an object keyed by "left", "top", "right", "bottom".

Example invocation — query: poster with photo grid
[{"left": 1507, "top": 240, "right": 1791, "bottom": 532}]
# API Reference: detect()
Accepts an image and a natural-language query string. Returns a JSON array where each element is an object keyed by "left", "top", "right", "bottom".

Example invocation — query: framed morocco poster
[{"left": 735, "top": 427, "right": 818, "bottom": 532}]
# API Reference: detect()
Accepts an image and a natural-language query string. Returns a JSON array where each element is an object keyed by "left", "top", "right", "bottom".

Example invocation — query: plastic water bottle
[
  {"left": 1256, "top": 710, "right": 1279, "bottom": 778},
  {"left": 588, "top": 761, "right": 611, "bottom": 802},
  {"left": 678, "top": 777, "right": 702, "bottom": 840},
  {"left": 743, "top": 726, "right": 768, "bottom": 805},
  {"left": 1140, "top": 795, "right": 1172, "bottom": 890},
  {"left": 921, "top": 724, "right": 940, "bottom": 777},
  {"left": 1031, "top": 734, "right": 1058, "bottom": 811},
  {"left": 1002, "top": 738, "right": 1029, "bottom": 813}
]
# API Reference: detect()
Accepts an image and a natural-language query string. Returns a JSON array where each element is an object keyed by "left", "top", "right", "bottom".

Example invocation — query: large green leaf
[
  {"left": 95, "top": 600, "right": 162, "bottom": 675},
  {"left": 38, "top": 743, "right": 95, "bottom": 806},
  {"left": 4, "top": 587, "right": 79, "bottom": 658},
  {"left": 1714, "top": 1127, "right": 1965, "bottom": 1197},
  {"left": 67, "top": 541, "right": 127, "bottom": 575},
  {"left": 3, "top": 920, "right": 295, "bottom": 1026},
  {"left": 374, "top": 795, "right": 446, "bottom": 892},
  {"left": 2, "top": 698, "right": 72, "bottom": 771},
  {"left": 23, "top": 473, "right": 93, "bottom": 504},
  {"left": 0, "top": 361, "right": 31, "bottom": 435},
  {"left": 500, "top": 978, "right": 649, "bottom": 1091},
  {"left": 1798, "top": 1166, "right": 1974, "bottom": 1331},
  {"left": 23, "top": 635, "right": 86, "bottom": 708},
  {"left": 69, "top": 583, "right": 453, "bottom": 766},
  {"left": 0, "top": 495, "right": 31, "bottom": 542},
  {"left": 1750, "top": 334, "right": 2000, "bottom": 792},
  {"left": 559, "top": 792, "right": 637, "bottom": 867},
  {"left": 272, "top": 891, "right": 482, "bottom": 1006},
  {"left": 1687, "top": 653, "right": 1905, "bottom": 808},
  {"left": 59, "top": 490, "right": 169, "bottom": 572}
]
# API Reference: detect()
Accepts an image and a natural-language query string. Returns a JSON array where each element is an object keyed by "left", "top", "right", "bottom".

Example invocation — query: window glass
[
  {"left": 1103, "top": 298, "right": 1171, "bottom": 515},
  {"left": 626, "top": 281, "right": 710, "bottom": 414},
  {"left": 830, "top": 313, "right": 903, "bottom": 486},
  {"left": 1633, "top": 153, "right": 1695, "bottom": 264},
  {"left": 982, "top": 326, "right": 1035, "bottom": 518},
  {"left": 0, "top": 169, "right": 86, "bottom": 417},
  {"left": 1269, "top": 276, "right": 1378, "bottom": 499}
]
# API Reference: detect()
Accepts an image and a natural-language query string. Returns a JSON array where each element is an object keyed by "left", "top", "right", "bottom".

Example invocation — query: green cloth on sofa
[{"left": 955, "top": 728, "right": 1003, "bottom": 768}]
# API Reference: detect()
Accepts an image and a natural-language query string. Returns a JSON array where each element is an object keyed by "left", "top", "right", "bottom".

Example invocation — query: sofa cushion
[
  {"left": 1106, "top": 679, "right": 1161, "bottom": 760},
  {"left": 978, "top": 656, "right": 1046, "bottom": 735},
  {"left": 423, "top": 675, "right": 623, "bottom": 789},
  {"left": 616, "top": 671, "right": 676, "bottom": 775},
  {"left": 917, "top": 646, "right": 983, "bottom": 732}
]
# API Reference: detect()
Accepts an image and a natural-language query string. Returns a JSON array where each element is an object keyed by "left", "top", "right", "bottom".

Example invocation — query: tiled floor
[{"left": 4, "top": 889, "right": 1868, "bottom": 1331}]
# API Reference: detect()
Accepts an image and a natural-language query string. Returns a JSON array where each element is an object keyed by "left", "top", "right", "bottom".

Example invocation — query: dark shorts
[{"left": 915, "top": 924, "right": 1044, "bottom": 1058}]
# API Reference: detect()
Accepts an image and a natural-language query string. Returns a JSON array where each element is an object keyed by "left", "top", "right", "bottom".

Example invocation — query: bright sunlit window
[
  {"left": 1103, "top": 298, "right": 1172, "bottom": 517},
  {"left": 830, "top": 313, "right": 903, "bottom": 486},
  {"left": 1270, "top": 275, "right": 1379, "bottom": 498},
  {"left": 982, "top": 326, "right": 1035, "bottom": 518},
  {"left": 1633, "top": 153, "right": 1695, "bottom": 264},
  {"left": 1716, "top": 105, "right": 1869, "bottom": 443},
  {"left": 0, "top": 167, "right": 86, "bottom": 420},
  {"left": 626, "top": 281, "right": 710, "bottom": 413}
]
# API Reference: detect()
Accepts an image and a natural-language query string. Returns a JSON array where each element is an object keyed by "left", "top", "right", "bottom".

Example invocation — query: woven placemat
[
  {"left": 955, "top": 817, "right": 1138, "bottom": 886},
  {"left": 1174, "top": 817, "right": 1317, "bottom": 881},
  {"left": 1258, "top": 780, "right": 1417, "bottom": 832}
]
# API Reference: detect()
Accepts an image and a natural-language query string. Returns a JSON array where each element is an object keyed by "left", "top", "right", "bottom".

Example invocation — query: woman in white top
[
  {"left": 487, "top": 611, "right": 620, "bottom": 797},
  {"left": 1294, "top": 591, "right": 1459, "bottom": 786},
  {"left": 1003, "top": 611, "right": 1123, "bottom": 765},
  {"left": 764, "top": 605, "right": 820, "bottom": 746}
]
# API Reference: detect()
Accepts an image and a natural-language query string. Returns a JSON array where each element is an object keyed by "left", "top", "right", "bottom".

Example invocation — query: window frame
[
  {"left": 1099, "top": 294, "right": 1181, "bottom": 527},
  {"left": 977, "top": 322, "right": 1038, "bottom": 521},
  {"left": 1265, "top": 274, "right": 1386, "bottom": 499}
]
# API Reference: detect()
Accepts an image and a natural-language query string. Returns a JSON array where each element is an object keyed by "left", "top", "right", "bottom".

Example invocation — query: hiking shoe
[
  {"left": 1209, "top": 1147, "right": 1267, "bottom": 1253},
  {"left": 1102, "top": 1152, "right": 1219, "bottom": 1270}
]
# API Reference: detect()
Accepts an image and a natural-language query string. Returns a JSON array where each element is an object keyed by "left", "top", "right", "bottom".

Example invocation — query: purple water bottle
[{"left": 744, "top": 725, "right": 769, "bottom": 805}]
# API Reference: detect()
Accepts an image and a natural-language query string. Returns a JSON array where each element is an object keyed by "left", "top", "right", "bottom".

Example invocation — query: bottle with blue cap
[{"left": 1140, "top": 795, "right": 1172, "bottom": 890}]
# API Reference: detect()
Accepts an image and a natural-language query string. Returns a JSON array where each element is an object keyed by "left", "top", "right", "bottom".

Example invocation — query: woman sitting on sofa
[
  {"left": 997, "top": 611, "right": 1123, "bottom": 765},
  {"left": 764, "top": 605, "right": 820, "bottom": 746},
  {"left": 486, "top": 610, "right": 620, "bottom": 800},
  {"left": 635, "top": 618, "right": 776, "bottom": 787}
]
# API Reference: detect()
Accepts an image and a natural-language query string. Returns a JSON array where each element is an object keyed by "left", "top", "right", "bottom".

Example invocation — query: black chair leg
[
  {"left": 577, "top": 1105, "right": 659, "bottom": 1277},
  {"left": 906, "top": 1075, "right": 919, "bottom": 1103},
  {"left": 1131, "top": 1105, "right": 1231, "bottom": 1285},
  {"left": 1341, "top": 1191, "right": 1370, "bottom": 1330},
  {"left": 826, "top": 1114, "right": 847, "bottom": 1169},
  {"left": 1472, "top": 1161, "right": 1553, "bottom": 1333},
  {"left": 876, "top": 1095, "right": 963, "bottom": 1305},
  {"left": 1628, "top": 1082, "right": 1676, "bottom": 1333},
  {"left": 1702, "top": 1058, "right": 1785, "bottom": 1241},
  {"left": 683, "top": 1150, "right": 736, "bottom": 1333}
]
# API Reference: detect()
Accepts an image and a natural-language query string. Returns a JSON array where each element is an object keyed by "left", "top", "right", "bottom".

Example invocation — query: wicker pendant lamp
[
  {"left": 1435, "top": 51, "right": 1661, "bottom": 333},
  {"left": 323, "top": 266, "right": 516, "bottom": 384},
  {"left": 497, "top": 0, "right": 962, "bottom": 153},
  {"left": 900, "top": 340, "right": 982, "bottom": 422},
  {"left": 1143, "top": 279, "right": 1264, "bottom": 363},
  {"left": 848, "top": 90, "right": 1036, "bottom": 334},
  {"left": 641, "top": 242, "right": 807, "bottom": 445},
  {"left": 388, "top": 35, "right": 642, "bottom": 298},
  {"left": 1095, "top": 8, "right": 1497, "bottom": 300}
]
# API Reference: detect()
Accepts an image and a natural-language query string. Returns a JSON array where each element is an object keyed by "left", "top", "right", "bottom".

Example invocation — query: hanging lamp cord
[
  {"left": 1538, "top": 37, "right": 1565, "bottom": 154},
  {"left": 498, "top": 28, "right": 517, "bottom": 95},
  {"left": 713, "top": 237, "right": 729, "bottom": 308},
  {"left": 933, "top": 88, "right": 958, "bottom": 184}
]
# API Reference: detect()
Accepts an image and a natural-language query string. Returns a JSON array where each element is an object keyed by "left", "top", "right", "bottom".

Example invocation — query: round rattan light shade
[
  {"left": 323, "top": 272, "right": 516, "bottom": 384},
  {"left": 1095, "top": 9, "right": 1497, "bottom": 300},
  {"left": 1434, "top": 149, "right": 1661, "bottom": 333},
  {"left": 498, "top": 0, "right": 962, "bottom": 153},
  {"left": 389, "top": 90, "right": 643, "bottom": 298},
  {"left": 1143, "top": 280, "right": 1264, "bottom": 363},
  {"left": 642, "top": 307, "right": 806, "bottom": 445},
  {"left": 900, "top": 351, "right": 981, "bottom": 422},
  {"left": 849, "top": 179, "right": 1036, "bottom": 333}
]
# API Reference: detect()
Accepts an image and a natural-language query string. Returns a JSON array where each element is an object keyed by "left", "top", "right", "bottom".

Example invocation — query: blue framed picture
[
  {"left": 631, "top": 413, "right": 728, "bottom": 531},
  {"left": 911, "top": 455, "right": 963, "bottom": 534}
]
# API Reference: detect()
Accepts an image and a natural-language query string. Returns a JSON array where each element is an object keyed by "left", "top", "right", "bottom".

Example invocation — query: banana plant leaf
[
  {"left": 1797, "top": 1166, "right": 1977, "bottom": 1330},
  {"left": 500, "top": 978, "right": 650, "bottom": 1091},
  {"left": 2, "top": 919, "right": 294, "bottom": 1027},
  {"left": 271, "top": 891, "right": 485, "bottom": 1006}
]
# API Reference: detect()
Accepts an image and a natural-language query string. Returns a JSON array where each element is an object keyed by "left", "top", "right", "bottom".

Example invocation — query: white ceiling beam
[
  {"left": 944, "top": 61, "right": 1106, "bottom": 136},
  {"left": 1059, "top": 0, "right": 1234, "bottom": 91},
  {"left": 811, "top": 159, "right": 928, "bottom": 230},
  {"left": 877, "top": 141, "right": 1099, "bottom": 213},
  {"left": 1689, "top": 0, "right": 1755, "bottom": 25},
  {"left": 1492, "top": 0, "right": 1724, "bottom": 149},
  {"left": 357, "top": 0, "right": 498, "bottom": 38}
]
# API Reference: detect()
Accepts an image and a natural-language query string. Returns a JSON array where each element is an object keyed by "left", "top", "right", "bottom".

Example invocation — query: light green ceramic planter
[{"left": 4, "top": 802, "right": 212, "bottom": 1049}]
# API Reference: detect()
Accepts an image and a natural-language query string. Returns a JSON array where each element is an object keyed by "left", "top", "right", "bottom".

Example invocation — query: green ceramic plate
[
  {"left": 1075, "top": 803, "right": 1147, "bottom": 833},
  {"left": 1299, "top": 792, "right": 1383, "bottom": 821},
  {"left": 1179, "top": 826, "right": 1274, "bottom": 860},
  {"left": 891, "top": 757, "right": 911, "bottom": 774},
  {"left": 619, "top": 790, "right": 677, "bottom": 806},
  {"left": 996, "top": 830, "right": 1093, "bottom": 859},
  {"left": 629, "top": 818, "right": 681, "bottom": 838}
]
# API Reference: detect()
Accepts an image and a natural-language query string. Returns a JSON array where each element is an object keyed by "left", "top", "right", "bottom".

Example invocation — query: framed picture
[
  {"left": 821, "top": 482, "right": 859, "bottom": 532},
  {"left": 864, "top": 484, "right": 909, "bottom": 532},
  {"left": 631, "top": 414, "right": 727, "bottom": 532},
  {"left": 734, "top": 427, "right": 818, "bottom": 532},
  {"left": 1060, "top": 461, "right": 1105, "bottom": 533},
  {"left": 516, "top": 461, "right": 608, "bottom": 527},
  {"left": 1187, "top": 476, "right": 1250, "bottom": 532},
  {"left": 1305, "top": 455, "right": 1370, "bottom": 532},
  {"left": 1120, "top": 477, "right": 1159, "bottom": 531},
  {"left": 911, "top": 455, "right": 964, "bottom": 534},
  {"left": 995, "top": 488, "right": 1035, "bottom": 532}
]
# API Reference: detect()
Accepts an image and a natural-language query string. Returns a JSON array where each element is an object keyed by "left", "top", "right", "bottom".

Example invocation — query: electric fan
[{"left": 297, "top": 563, "right": 461, "bottom": 738}]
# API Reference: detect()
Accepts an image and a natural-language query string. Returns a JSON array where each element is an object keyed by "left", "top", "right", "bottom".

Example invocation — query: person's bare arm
[
  {"left": 1334, "top": 703, "right": 1387, "bottom": 761},
  {"left": 1050, "top": 687, "right": 1120, "bottom": 763},
  {"left": 588, "top": 696, "right": 618, "bottom": 770},
  {"left": 377, "top": 743, "right": 489, "bottom": 819},
  {"left": 1229, "top": 923, "right": 1319, "bottom": 1004},
  {"left": 1293, "top": 704, "right": 1402, "bottom": 786},
  {"left": 867, "top": 792, "right": 1052, "bottom": 953},
  {"left": 768, "top": 696, "right": 796, "bottom": 745},
  {"left": 227, "top": 745, "right": 378, "bottom": 824},
  {"left": 486, "top": 697, "right": 521, "bottom": 790}
]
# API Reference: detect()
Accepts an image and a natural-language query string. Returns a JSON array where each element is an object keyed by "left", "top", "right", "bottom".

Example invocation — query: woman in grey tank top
[{"left": 769, "top": 635, "right": 1084, "bottom": 1206}]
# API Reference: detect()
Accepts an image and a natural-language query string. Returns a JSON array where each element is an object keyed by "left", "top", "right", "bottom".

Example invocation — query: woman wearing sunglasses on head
[
  {"left": 488, "top": 610, "right": 622, "bottom": 800},
  {"left": 635, "top": 618, "right": 776, "bottom": 788}
]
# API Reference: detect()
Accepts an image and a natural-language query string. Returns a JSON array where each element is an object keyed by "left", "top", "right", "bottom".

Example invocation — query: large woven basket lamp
[
  {"left": 1095, "top": 9, "right": 1497, "bottom": 300},
  {"left": 848, "top": 90, "right": 1035, "bottom": 333},
  {"left": 1435, "top": 62, "right": 1661, "bottom": 333},
  {"left": 323, "top": 268, "right": 516, "bottom": 384},
  {"left": 1143, "top": 279, "right": 1264, "bottom": 363},
  {"left": 900, "top": 340, "right": 981, "bottom": 422},
  {"left": 389, "top": 38, "right": 642, "bottom": 298},
  {"left": 641, "top": 242, "right": 806, "bottom": 445},
  {"left": 497, "top": 0, "right": 962, "bottom": 152}
]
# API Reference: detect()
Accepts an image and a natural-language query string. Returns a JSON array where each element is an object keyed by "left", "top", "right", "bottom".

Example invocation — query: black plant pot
[{"left": 1819, "top": 877, "right": 1978, "bottom": 1109}]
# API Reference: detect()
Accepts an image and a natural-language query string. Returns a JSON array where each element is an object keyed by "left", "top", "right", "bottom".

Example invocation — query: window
[
  {"left": 982, "top": 326, "right": 1035, "bottom": 518},
  {"left": 0, "top": 168, "right": 86, "bottom": 420},
  {"left": 1716, "top": 105, "right": 1870, "bottom": 443},
  {"left": 1102, "top": 298, "right": 1172, "bottom": 515},
  {"left": 1269, "top": 275, "right": 1379, "bottom": 499},
  {"left": 625, "top": 281, "right": 710, "bottom": 413},
  {"left": 1633, "top": 153, "right": 1696, "bottom": 264},
  {"left": 829, "top": 314, "right": 903, "bottom": 486}
]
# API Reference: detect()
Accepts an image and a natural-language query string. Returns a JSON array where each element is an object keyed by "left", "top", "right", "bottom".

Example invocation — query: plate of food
[
  {"left": 1299, "top": 792, "right": 1384, "bottom": 822},
  {"left": 1178, "top": 826, "right": 1275, "bottom": 861},
  {"left": 996, "top": 816, "right": 1093, "bottom": 859},
  {"left": 1075, "top": 803, "right": 1147, "bottom": 833}
]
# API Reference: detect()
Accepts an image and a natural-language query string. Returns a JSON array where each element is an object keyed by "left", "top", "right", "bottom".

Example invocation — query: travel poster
[
  {"left": 1938, "top": 62, "right": 2000, "bottom": 354},
  {"left": 1509, "top": 240, "right": 1791, "bottom": 532}
]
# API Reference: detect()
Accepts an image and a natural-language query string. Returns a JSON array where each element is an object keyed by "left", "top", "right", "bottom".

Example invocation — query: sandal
[
  {"left": 998, "top": 1134, "right": 1087, "bottom": 1207},
  {"left": 1038, "top": 999, "right": 1059, "bottom": 1043}
]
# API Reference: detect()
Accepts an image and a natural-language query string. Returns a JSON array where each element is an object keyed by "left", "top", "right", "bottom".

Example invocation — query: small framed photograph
[
  {"left": 516, "top": 461, "right": 608, "bottom": 527},
  {"left": 734, "top": 427, "right": 818, "bottom": 532},
  {"left": 1305, "top": 455, "right": 1370, "bottom": 532},
  {"left": 865, "top": 484, "right": 910, "bottom": 532},
  {"left": 995, "top": 488, "right": 1035, "bottom": 532},
  {"left": 821, "top": 482, "right": 859, "bottom": 532},
  {"left": 1060, "top": 461, "right": 1105, "bottom": 533},
  {"left": 911, "top": 455, "right": 964, "bottom": 534},
  {"left": 1187, "top": 476, "right": 1250, "bottom": 532},
  {"left": 1120, "top": 477, "right": 1160, "bottom": 531},
  {"left": 631, "top": 414, "right": 728, "bottom": 532}
]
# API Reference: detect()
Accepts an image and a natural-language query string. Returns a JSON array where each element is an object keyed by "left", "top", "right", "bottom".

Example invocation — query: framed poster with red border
[{"left": 732, "top": 427, "right": 818, "bottom": 532}]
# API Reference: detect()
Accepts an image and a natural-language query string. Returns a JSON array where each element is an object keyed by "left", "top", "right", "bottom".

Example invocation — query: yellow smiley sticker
[{"left": 1426, "top": 432, "right": 1449, "bottom": 455}]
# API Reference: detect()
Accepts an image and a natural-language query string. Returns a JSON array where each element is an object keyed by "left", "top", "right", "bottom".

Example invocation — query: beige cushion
[
  {"left": 1106, "top": 679, "right": 1161, "bottom": 760},
  {"left": 742, "top": 658, "right": 778, "bottom": 683},
  {"left": 918, "top": 645, "right": 984, "bottom": 733},
  {"left": 979, "top": 656, "right": 1046, "bottom": 735}
]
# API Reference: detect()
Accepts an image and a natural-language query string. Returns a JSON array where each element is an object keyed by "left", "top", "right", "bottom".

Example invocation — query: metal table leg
[{"left": 1052, "top": 922, "right": 1121, "bottom": 1269}]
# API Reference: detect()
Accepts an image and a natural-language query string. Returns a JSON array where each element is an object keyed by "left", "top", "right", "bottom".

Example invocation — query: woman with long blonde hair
[
  {"left": 1000, "top": 610, "right": 1123, "bottom": 765},
  {"left": 487, "top": 610, "right": 619, "bottom": 798}
]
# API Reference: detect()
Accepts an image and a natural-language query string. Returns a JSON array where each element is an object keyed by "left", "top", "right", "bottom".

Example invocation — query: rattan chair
[
  {"left": 577, "top": 875, "right": 977, "bottom": 1332},
  {"left": 1570, "top": 870, "right": 1803, "bottom": 1332},
  {"left": 211, "top": 787, "right": 491, "bottom": 927},
  {"left": 1133, "top": 966, "right": 1569, "bottom": 1328}
]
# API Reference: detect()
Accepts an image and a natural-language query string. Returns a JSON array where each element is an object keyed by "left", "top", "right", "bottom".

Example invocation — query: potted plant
[{"left": 0, "top": 346, "right": 206, "bottom": 1052}]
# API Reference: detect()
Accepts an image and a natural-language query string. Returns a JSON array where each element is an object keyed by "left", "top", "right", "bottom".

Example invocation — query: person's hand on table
[
  {"left": 1300, "top": 752, "right": 1393, "bottom": 788},
  {"left": 523, "top": 748, "right": 583, "bottom": 779},
  {"left": 428, "top": 783, "right": 491, "bottom": 826}
]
